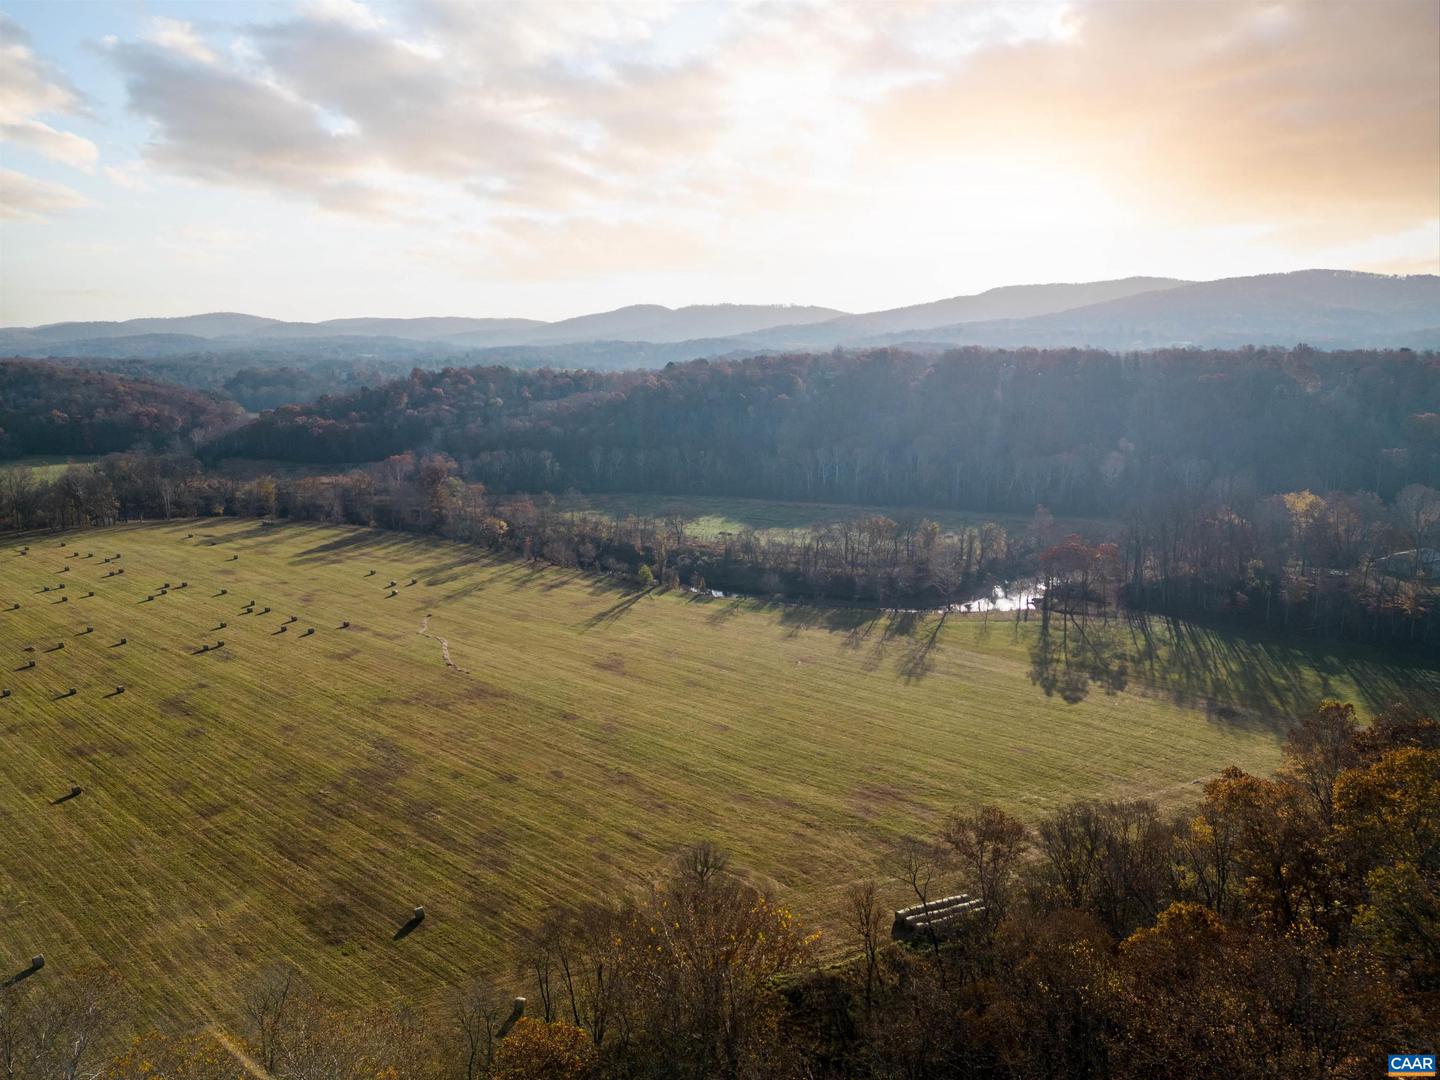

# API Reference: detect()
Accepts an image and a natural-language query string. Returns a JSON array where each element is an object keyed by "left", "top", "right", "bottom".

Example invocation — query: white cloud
[
  {"left": 0, "top": 167, "right": 91, "bottom": 220},
  {"left": 0, "top": 13, "right": 99, "bottom": 171},
  {"left": 143, "top": 17, "right": 218, "bottom": 64},
  {"left": 0, "top": 118, "right": 97, "bottom": 170}
]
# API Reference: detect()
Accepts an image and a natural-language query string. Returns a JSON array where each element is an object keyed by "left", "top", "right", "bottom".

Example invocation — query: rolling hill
[{"left": 2, "top": 271, "right": 1435, "bottom": 366}]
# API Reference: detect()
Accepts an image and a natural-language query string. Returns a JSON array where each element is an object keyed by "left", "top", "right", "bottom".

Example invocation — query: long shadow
[
  {"left": 898, "top": 611, "right": 947, "bottom": 683},
  {"left": 49, "top": 787, "right": 81, "bottom": 804},
  {"left": 1, "top": 961, "right": 42, "bottom": 989},
  {"left": 581, "top": 589, "right": 651, "bottom": 631},
  {"left": 393, "top": 913, "right": 425, "bottom": 940},
  {"left": 706, "top": 598, "right": 747, "bottom": 626}
]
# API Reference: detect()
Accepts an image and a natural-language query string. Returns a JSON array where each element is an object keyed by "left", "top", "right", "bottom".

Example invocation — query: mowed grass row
[{"left": 0, "top": 520, "right": 1432, "bottom": 1029}]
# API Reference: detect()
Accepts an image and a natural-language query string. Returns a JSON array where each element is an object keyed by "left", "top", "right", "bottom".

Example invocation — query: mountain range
[{"left": 2, "top": 270, "right": 1436, "bottom": 367}]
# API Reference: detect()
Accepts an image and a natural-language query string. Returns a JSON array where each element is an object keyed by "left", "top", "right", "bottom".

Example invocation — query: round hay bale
[
  {"left": 2, "top": 689, "right": 9, "bottom": 698},
  {"left": 413, "top": 906, "right": 426, "bottom": 920},
  {"left": 30, "top": 955, "right": 43, "bottom": 970}
]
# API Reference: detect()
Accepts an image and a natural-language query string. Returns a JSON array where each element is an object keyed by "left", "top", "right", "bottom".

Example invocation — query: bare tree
[
  {"left": 241, "top": 963, "right": 297, "bottom": 1073},
  {"left": 845, "top": 880, "right": 887, "bottom": 1016},
  {"left": 453, "top": 977, "right": 505, "bottom": 1080},
  {"left": 890, "top": 836, "right": 949, "bottom": 977},
  {"left": 942, "top": 805, "right": 1030, "bottom": 924}
]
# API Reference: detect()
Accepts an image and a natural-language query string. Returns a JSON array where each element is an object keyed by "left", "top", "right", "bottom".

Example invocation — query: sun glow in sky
[{"left": 0, "top": 0, "right": 1436, "bottom": 325}]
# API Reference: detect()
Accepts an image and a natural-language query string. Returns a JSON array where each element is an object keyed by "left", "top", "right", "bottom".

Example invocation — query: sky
[{"left": 0, "top": 0, "right": 1436, "bottom": 327}]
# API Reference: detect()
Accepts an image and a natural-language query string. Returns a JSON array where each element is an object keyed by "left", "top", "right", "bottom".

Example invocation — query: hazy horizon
[{"left": 1, "top": 0, "right": 1437, "bottom": 326}]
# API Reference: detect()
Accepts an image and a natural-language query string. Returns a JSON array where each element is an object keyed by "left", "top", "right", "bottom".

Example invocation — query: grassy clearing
[
  {"left": 1, "top": 520, "right": 1432, "bottom": 1029},
  {"left": 553, "top": 492, "right": 1118, "bottom": 540},
  {"left": 0, "top": 455, "right": 100, "bottom": 481}
]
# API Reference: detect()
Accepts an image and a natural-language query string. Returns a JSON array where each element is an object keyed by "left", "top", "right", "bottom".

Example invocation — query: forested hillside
[
  {"left": 211, "top": 347, "right": 1440, "bottom": 515},
  {"left": 0, "top": 360, "right": 245, "bottom": 457}
]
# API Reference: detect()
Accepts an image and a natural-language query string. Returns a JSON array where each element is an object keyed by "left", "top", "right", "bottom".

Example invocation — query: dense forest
[
  {"left": 209, "top": 348, "right": 1440, "bottom": 513},
  {"left": 3, "top": 702, "right": 1437, "bottom": 1077},
  {"left": 0, "top": 360, "right": 245, "bottom": 457},
  {"left": 3, "top": 347, "right": 1437, "bottom": 644}
]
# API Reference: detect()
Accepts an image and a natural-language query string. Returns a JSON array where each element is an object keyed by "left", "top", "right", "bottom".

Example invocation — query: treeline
[
  {"left": 208, "top": 347, "right": 1440, "bottom": 514},
  {"left": 3, "top": 702, "right": 1436, "bottom": 1078},
  {"left": 6, "top": 354, "right": 413, "bottom": 412},
  {"left": 0, "top": 360, "right": 245, "bottom": 458},
  {"left": 1119, "top": 483, "right": 1439, "bottom": 645},
  {"left": 0, "top": 452, "right": 1043, "bottom": 604},
  {"left": 3, "top": 452, "right": 1436, "bottom": 645}
]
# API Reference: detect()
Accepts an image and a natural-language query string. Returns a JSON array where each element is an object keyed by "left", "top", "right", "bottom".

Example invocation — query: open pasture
[
  {"left": 1, "top": 519, "right": 1433, "bottom": 1026},
  {"left": 552, "top": 492, "right": 1118, "bottom": 541}
]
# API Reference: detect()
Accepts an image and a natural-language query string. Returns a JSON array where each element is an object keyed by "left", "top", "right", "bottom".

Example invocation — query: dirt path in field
[{"left": 418, "top": 614, "right": 468, "bottom": 673}]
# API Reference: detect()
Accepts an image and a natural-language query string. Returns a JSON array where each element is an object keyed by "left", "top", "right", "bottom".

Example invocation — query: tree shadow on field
[
  {"left": 1029, "top": 610, "right": 1130, "bottom": 706},
  {"left": 776, "top": 602, "right": 878, "bottom": 640},
  {"left": 705, "top": 597, "right": 746, "bottom": 626},
  {"left": 897, "top": 611, "right": 947, "bottom": 683},
  {"left": 1043, "top": 611, "right": 1440, "bottom": 729},
  {"left": 290, "top": 529, "right": 415, "bottom": 563},
  {"left": 581, "top": 588, "right": 651, "bottom": 631}
]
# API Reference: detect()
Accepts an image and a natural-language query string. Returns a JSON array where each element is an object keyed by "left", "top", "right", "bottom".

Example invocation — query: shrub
[{"left": 490, "top": 1019, "right": 596, "bottom": 1080}]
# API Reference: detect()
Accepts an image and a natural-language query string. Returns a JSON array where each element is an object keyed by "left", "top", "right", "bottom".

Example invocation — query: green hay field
[
  {"left": 1, "top": 519, "right": 1434, "bottom": 1027},
  {"left": 553, "top": 492, "right": 1117, "bottom": 540},
  {"left": 0, "top": 455, "right": 101, "bottom": 482}
]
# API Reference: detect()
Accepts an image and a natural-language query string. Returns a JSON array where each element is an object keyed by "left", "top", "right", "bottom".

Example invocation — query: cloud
[
  {"left": 0, "top": 13, "right": 98, "bottom": 171},
  {"left": 0, "top": 167, "right": 91, "bottom": 220},
  {"left": 143, "top": 17, "right": 219, "bottom": 64},
  {"left": 90, "top": 0, "right": 1439, "bottom": 270},
  {"left": 109, "top": 36, "right": 397, "bottom": 215},
  {"left": 872, "top": 1, "right": 1440, "bottom": 236}
]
